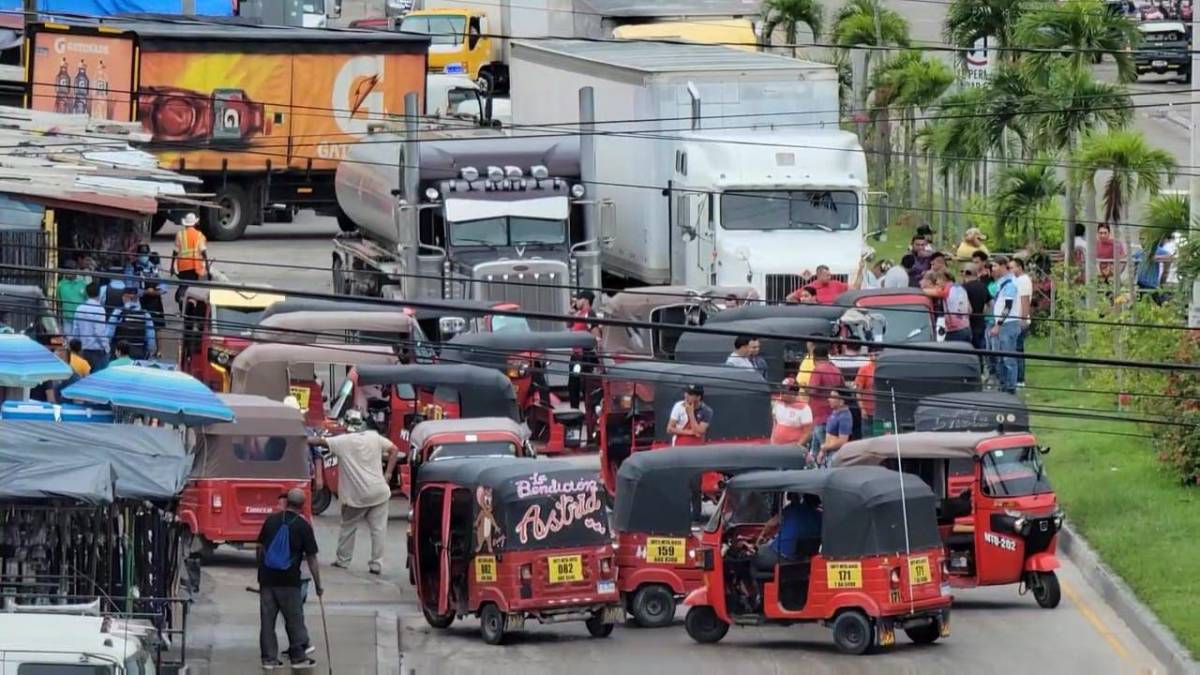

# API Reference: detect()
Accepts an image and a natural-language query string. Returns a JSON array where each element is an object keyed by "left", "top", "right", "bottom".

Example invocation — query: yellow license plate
[
  {"left": 909, "top": 556, "right": 932, "bottom": 585},
  {"left": 645, "top": 537, "right": 686, "bottom": 565},
  {"left": 547, "top": 555, "right": 583, "bottom": 583},
  {"left": 826, "top": 561, "right": 862, "bottom": 589},
  {"left": 475, "top": 555, "right": 497, "bottom": 583}
]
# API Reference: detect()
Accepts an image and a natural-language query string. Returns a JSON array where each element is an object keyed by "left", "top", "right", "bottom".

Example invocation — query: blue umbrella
[
  {"left": 0, "top": 333, "right": 72, "bottom": 389},
  {"left": 62, "top": 364, "right": 235, "bottom": 426}
]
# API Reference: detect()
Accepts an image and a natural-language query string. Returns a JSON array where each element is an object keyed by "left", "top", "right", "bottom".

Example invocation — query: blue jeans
[
  {"left": 808, "top": 425, "right": 827, "bottom": 468},
  {"left": 996, "top": 322, "right": 1022, "bottom": 393},
  {"left": 1016, "top": 326, "right": 1029, "bottom": 384}
]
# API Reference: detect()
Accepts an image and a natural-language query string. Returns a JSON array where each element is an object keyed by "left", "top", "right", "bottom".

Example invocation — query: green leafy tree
[
  {"left": 871, "top": 51, "right": 955, "bottom": 205},
  {"left": 831, "top": 0, "right": 911, "bottom": 70},
  {"left": 992, "top": 160, "right": 1064, "bottom": 247},
  {"left": 1014, "top": 0, "right": 1140, "bottom": 83},
  {"left": 761, "top": 0, "right": 825, "bottom": 55}
]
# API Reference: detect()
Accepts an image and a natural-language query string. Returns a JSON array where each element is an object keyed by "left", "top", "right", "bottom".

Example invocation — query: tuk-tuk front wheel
[
  {"left": 832, "top": 609, "right": 874, "bottom": 655},
  {"left": 422, "top": 606, "right": 455, "bottom": 629},
  {"left": 630, "top": 584, "right": 677, "bottom": 628},
  {"left": 311, "top": 487, "right": 333, "bottom": 516},
  {"left": 684, "top": 606, "right": 729, "bottom": 644},
  {"left": 480, "top": 603, "right": 507, "bottom": 645},
  {"left": 585, "top": 611, "right": 615, "bottom": 638},
  {"left": 1029, "top": 571, "right": 1061, "bottom": 609}
]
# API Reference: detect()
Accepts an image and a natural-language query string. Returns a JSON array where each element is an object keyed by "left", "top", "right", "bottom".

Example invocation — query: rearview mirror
[{"left": 1038, "top": 445, "right": 1051, "bottom": 455}]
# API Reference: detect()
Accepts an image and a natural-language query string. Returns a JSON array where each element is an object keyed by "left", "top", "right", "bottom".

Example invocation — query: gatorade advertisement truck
[{"left": 25, "top": 20, "right": 429, "bottom": 240}]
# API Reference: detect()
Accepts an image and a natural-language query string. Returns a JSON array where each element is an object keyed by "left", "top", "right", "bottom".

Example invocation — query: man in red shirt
[
  {"left": 786, "top": 265, "right": 848, "bottom": 305},
  {"left": 804, "top": 343, "right": 845, "bottom": 466}
]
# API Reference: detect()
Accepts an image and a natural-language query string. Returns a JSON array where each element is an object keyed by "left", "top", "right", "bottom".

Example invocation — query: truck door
[
  {"left": 696, "top": 193, "right": 716, "bottom": 284},
  {"left": 674, "top": 190, "right": 713, "bottom": 286}
]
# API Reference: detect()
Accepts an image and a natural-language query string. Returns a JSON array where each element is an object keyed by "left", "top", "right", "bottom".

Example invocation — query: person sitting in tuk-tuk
[
  {"left": 667, "top": 384, "right": 712, "bottom": 446},
  {"left": 735, "top": 493, "right": 821, "bottom": 610}
]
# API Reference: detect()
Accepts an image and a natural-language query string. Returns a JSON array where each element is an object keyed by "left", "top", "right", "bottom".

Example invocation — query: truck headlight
[
  {"left": 425, "top": 187, "right": 440, "bottom": 201},
  {"left": 571, "top": 184, "right": 586, "bottom": 199}
]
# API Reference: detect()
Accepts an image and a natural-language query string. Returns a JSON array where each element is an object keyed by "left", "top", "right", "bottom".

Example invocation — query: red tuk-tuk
[
  {"left": 443, "top": 331, "right": 597, "bottom": 454},
  {"left": 684, "top": 467, "right": 952, "bottom": 653},
  {"left": 180, "top": 287, "right": 286, "bottom": 391},
  {"left": 403, "top": 417, "right": 533, "bottom": 499},
  {"left": 871, "top": 342, "right": 982, "bottom": 436},
  {"left": 598, "top": 361, "right": 773, "bottom": 493},
  {"left": 835, "top": 431, "right": 1063, "bottom": 608},
  {"left": 408, "top": 457, "right": 622, "bottom": 644},
  {"left": 835, "top": 288, "right": 940, "bottom": 343},
  {"left": 257, "top": 297, "right": 527, "bottom": 345},
  {"left": 177, "top": 394, "right": 311, "bottom": 556},
  {"left": 598, "top": 286, "right": 758, "bottom": 358},
  {"left": 612, "top": 445, "right": 810, "bottom": 627}
]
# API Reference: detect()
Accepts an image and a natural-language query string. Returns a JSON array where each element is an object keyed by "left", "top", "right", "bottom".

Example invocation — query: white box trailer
[{"left": 510, "top": 40, "right": 870, "bottom": 302}]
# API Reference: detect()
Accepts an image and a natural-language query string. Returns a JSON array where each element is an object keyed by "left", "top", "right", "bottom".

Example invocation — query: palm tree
[
  {"left": 831, "top": 0, "right": 911, "bottom": 75},
  {"left": 1014, "top": 0, "right": 1141, "bottom": 83},
  {"left": 761, "top": 0, "right": 825, "bottom": 56},
  {"left": 872, "top": 51, "right": 955, "bottom": 205},
  {"left": 924, "top": 87, "right": 990, "bottom": 186},
  {"left": 992, "top": 161, "right": 1064, "bottom": 248},
  {"left": 944, "top": 0, "right": 1028, "bottom": 61},
  {"left": 1139, "top": 193, "right": 1187, "bottom": 282}
]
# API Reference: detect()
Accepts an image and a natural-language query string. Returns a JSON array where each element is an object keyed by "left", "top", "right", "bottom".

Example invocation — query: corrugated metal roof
[
  {"left": 579, "top": 0, "right": 762, "bottom": 17},
  {"left": 514, "top": 39, "right": 833, "bottom": 74}
]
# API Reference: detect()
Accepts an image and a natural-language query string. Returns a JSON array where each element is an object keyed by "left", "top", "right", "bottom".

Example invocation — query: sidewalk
[{"left": 185, "top": 510, "right": 408, "bottom": 674}]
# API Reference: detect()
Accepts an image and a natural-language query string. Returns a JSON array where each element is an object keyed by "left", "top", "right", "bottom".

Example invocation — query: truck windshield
[
  {"left": 449, "top": 217, "right": 566, "bottom": 246},
  {"left": 721, "top": 190, "right": 858, "bottom": 231},
  {"left": 981, "top": 446, "right": 1053, "bottom": 497},
  {"left": 401, "top": 15, "right": 466, "bottom": 46}
]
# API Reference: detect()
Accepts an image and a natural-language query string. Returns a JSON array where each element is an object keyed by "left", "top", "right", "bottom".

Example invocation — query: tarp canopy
[
  {"left": 192, "top": 394, "right": 310, "bottom": 479},
  {"left": 230, "top": 343, "right": 399, "bottom": 399},
  {"left": 834, "top": 431, "right": 1032, "bottom": 466},
  {"left": 0, "top": 455, "right": 115, "bottom": 503},
  {"left": 0, "top": 421, "right": 189, "bottom": 500},
  {"left": 61, "top": 365, "right": 235, "bottom": 425},
  {"left": 355, "top": 364, "right": 520, "bottom": 420}
]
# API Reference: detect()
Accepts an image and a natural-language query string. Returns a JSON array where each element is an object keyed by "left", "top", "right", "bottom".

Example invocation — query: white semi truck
[{"left": 509, "top": 40, "right": 871, "bottom": 303}]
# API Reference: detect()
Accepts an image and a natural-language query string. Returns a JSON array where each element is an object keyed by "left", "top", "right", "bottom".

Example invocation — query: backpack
[
  {"left": 102, "top": 283, "right": 125, "bottom": 313},
  {"left": 111, "top": 306, "right": 151, "bottom": 359},
  {"left": 263, "top": 514, "right": 297, "bottom": 571}
]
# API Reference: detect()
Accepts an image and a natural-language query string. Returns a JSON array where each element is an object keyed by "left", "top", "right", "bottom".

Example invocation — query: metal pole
[{"left": 579, "top": 86, "right": 596, "bottom": 244}]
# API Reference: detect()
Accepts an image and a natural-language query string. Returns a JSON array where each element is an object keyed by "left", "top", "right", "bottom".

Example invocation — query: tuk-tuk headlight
[
  {"left": 1013, "top": 516, "right": 1028, "bottom": 534},
  {"left": 208, "top": 346, "right": 232, "bottom": 366},
  {"left": 1052, "top": 509, "right": 1064, "bottom": 530}
]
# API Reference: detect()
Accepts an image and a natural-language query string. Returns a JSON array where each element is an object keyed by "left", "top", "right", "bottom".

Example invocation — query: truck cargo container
[
  {"left": 25, "top": 20, "right": 429, "bottom": 240},
  {"left": 509, "top": 40, "right": 869, "bottom": 303}
]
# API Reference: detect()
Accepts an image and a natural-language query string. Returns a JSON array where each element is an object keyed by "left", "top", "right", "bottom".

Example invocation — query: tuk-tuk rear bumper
[
  {"left": 875, "top": 608, "right": 951, "bottom": 646},
  {"left": 500, "top": 602, "right": 622, "bottom": 630}
]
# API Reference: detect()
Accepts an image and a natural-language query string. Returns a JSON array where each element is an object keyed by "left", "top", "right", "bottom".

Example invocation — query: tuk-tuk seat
[{"left": 553, "top": 407, "right": 585, "bottom": 425}]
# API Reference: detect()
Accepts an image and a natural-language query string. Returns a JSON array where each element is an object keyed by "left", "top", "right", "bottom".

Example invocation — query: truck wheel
[
  {"left": 585, "top": 611, "right": 615, "bottom": 638},
  {"left": 832, "top": 610, "right": 874, "bottom": 655},
  {"left": 311, "top": 486, "right": 333, "bottom": 516},
  {"left": 422, "top": 606, "right": 455, "bottom": 629},
  {"left": 479, "top": 603, "right": 506, "bottom": 645},
  {"left": 683, "top": 606, "right": 728, "bottom": 644},
  {"left": 476, "top": 69, "right": 495, "bottom": 95},
  {"left": 205, "top": 182, "right": 252, "bottom": 241},
  {"left": 337, "top": 211, "right": 358, "bottom": 233},
  {"left": 631, "top": 584, "right": 676, "bottom": 628},
  {"left": 904, "top": 621, "right": 940, "bottom": 644},
  {"left": 1030, "top": 571, "right": 1061, "bottom": 609}
]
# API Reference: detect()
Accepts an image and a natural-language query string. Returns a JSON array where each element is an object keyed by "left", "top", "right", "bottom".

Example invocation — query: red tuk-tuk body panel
[
  {"left": 615, "top": 532, "right": 701, "bottom": 595},
  {"left": 468, "top": 545, "right": 618, "bottom": 613},
  {"left": 180, "top": 478, "right": 311, "bottom": 544}
]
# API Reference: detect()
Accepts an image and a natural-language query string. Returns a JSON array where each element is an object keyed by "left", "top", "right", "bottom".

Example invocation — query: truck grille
[
  {"left": 765, "top": 273, "right": 849, "bottom": 304},
  {"left": 473, "top": 260, "right": 570, "bottom": 331}
]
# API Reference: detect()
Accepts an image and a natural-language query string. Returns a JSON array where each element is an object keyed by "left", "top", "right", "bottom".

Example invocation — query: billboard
[{"left": 29, "top": 31, "right": 135, "bottom": 121}]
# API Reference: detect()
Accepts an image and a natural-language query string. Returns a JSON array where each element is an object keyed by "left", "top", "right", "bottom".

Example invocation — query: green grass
[{"left": 1026, "top": 351, "right": 1200, "bottom": 657}]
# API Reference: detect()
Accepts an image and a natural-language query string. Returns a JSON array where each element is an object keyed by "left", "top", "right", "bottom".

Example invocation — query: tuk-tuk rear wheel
[
  {"left": 684, "top": 606, "right": 729, "bottom": 644},
  {"left": 832, "top": 610, "right": 874, "bottom": 655},
  {"left": 422, "top": 606, "right": 455, "bottom": 629},
  {"left": 904, "top": 621, "right": 941, "bottom": 644},
  {"left": 631, "top": 584, "right": 677, "bottom": 628},
  {"left": 311, "top": 487, "right": 333, "bottom": 516},
  {"left": 480, "top": 603, "right": 507, "bottom": 645},
  {"left": 1030, "top": 571, "right": 1061, "bottom": 609},
  {"left": 585, "top": 612, "right": 615, "bottom": 638}
]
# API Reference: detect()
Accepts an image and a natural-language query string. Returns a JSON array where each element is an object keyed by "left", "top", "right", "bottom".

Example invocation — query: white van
[{"left": 0, "top": 613, "right": 156, "bottom": 674}]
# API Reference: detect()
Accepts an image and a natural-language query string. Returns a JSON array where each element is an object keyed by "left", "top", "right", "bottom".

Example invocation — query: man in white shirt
[
  {"left": 667, "top": 384, "right": 713, "bottom": 446},
  {"left": 725, "top": 335, "right": 758, "bottom": 371},
  {"left": 880, "top": 259, "right": 909, "bottom": 288},
  {"left": 1009, "top": 257, "right": 1034, "bottom": 388},
  {"left": 308, "top": 410, "right": 401, "bottom": 575}
]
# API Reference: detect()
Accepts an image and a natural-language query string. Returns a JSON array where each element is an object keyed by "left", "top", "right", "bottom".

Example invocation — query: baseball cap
[
  {"left": 685, "top": 384, "right": 704, "bottom": 396},
  {"left": 965, "top": 227, "right": 986, "bottom": 240},
  {"left": 284, "top": 488, "right": 305, "bottom": 507}
]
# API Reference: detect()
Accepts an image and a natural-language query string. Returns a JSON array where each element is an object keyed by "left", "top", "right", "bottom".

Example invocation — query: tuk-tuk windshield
[
  {"left": 428, "top": 440, "right": 517, "bottom": 461},
  {"left": 490, "top": 314, "right": 530, "bottom": 333},
  {"left": 214, "top": 305, "right": 268, "bottom": 337},
  {"left": 873, "top": 304, "right": 933, "bottom": 342},
  {"left": 980, "top": 446, "right": 1052, "bottom": 497},
  {"left": 704, "top": 490, "right": 779, "bottom": 533}
]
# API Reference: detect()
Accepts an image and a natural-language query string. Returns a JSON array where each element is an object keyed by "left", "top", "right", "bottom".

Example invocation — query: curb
[
  {"left": 377, "top": 611, "right": 401, "bottom": 675},
  {"left": 1165, "top": 110, "right": 1192, "bottom": 131},
  {"left": 1059, "top": 525, "right": 1198, "bottom": 675}
]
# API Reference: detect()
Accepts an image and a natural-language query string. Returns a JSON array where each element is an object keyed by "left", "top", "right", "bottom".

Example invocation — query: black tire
[
  {"left": 151, "top": 213, "right": 168, "bottom": 235},
  {"left": 336, "top": 211, "right": 358, "bottom": 233},
  {"left": 476, "top": 69, "right": 495, "bottom": 95},
  {"left": 274, "top": 208, "right": 294, "bottom": 223},
  {"left": 832, "top": 610, "right": 874, "bottom": 655},
  {"left": 205, "top": 182, "right": 253, "bottom": 241},
  {"left": 585, "top": 611, "right": 615, "bottom": 638},
  {"left": 331, "top": 255, "right": 347, "bottom": 295},
  {"left": 904, "top": 621, "right": 941, "bottom": 645},
  {"left": 630, "top": 584, "right": 676, "bottom": 628},
  {"left": 683, "top": 606, "right": 729, "bottom": 644},
  {"left": 311, "top": 486, "right": 333, "bottom": 516},
  {"left": 1031, "top": 571, "right": 1061, "bottom": 609},
  {"left": 423, "top": 606, "right": 455, "bottom": 629},
  {"left": 479, "top": 603, "right": 506, "bottom": 645}
]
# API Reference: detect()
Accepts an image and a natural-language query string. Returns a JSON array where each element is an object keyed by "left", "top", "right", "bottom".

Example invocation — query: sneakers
[
  {"left": 291, "top": 657, "right": 318, "bottom": 669},
  {"left": 1017, "top": 381, "right": 1027, "bottom": 388},
  {"left": 261, "top": 659, "right": 285, "bottom": 670},
  {"left": 306, "top": 645, "right": 317, "bottom": 655},
  {"left": 331, "top": 560, "right": 349, "bottom": 570},
  {"left": 368, "top": 563, "right": 382, "bottom": 575}
]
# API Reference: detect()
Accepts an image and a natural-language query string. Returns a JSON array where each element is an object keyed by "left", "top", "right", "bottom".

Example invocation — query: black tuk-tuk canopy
[
  {"left": 672, "top": 317, "right": 834, "bottom": 382},
  {"left": 355, "top": 364, "right": 520, "bottom": 420},
  {"left": 259, "top": 297, "right": 504, "bottom": 322},
  {"left": 613, "top": 444, "right": 812, "bottom": 536},
  {"left": 0, "top": 284, "right": 59, "bottom": 340},
  {"left": 415, "top": 457, "right": 609, "bottom": 552},
  {"left": 914, "top": 391, "right": 1030, "bottom": 433},
  {"left": 193, "top": 394, "right": 310, "bottom": 480},
  {"left": 443, "top": 331, "right": 596, "bottom": 371},
  {"left": 873, "top": 342, "right": 981, "bottom": 429},
  {"left": 725, "top": 467, "right": 942, "bottom": 558},
  {"left": 705, "top": 303, "right": 845, "bottom": 325},
  {"left": 605, "top": 360, "right": 772, "bottom": 442}
]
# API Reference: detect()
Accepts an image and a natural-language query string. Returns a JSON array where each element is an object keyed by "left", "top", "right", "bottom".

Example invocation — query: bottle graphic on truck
[
  {"left": 55, "top": 58, "right": 71, "bottom": 113},
  {"left": 73, "top": 60, "right": 89, "bottom": 115},
  {"left": 92, "top": 59, "right": 110, "bottom": 119}
]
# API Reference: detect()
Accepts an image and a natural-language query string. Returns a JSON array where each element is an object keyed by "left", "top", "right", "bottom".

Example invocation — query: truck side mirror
[
  {"left": 328, "top": 0, "right": 342, "bottom": 19},
  {"left": 599, "top": 199, "right": 616, "bottom": 248},
  {"left": 468, "top": 18, "right": 481, "bottom": 49}
]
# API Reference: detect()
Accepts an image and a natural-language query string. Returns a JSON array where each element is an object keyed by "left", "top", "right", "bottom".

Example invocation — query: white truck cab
[{"left": 0, "top": 613, "right": 156, "bottom": 674}]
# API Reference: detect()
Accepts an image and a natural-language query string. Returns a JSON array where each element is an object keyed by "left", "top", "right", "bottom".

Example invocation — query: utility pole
[{"left": 1191, "top": 2, "right": 1199, "bottom": 325}]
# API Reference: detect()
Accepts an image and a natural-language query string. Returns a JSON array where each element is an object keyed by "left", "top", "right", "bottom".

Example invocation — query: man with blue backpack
[{"left": 257, "top": 488, "right": 323, "bottom": 670}]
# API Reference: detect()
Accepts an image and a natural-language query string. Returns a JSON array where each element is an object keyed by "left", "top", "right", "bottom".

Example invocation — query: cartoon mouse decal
[{"left": 474, "top": 486, "right": 503, "bottom": 553}]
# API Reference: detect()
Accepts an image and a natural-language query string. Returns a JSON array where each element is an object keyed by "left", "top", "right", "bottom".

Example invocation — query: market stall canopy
[
  {"left": 0, "top": 421, "right": 189, "bottom": 499},
  {"left": 62, "top": 364, "right": 235, "bottom": 425},
  {"left": 0, "top": 333, "right": 72, "bottom": 387},
  {"left": 0, "top": 455, "right": 116, "bottom": 503}
]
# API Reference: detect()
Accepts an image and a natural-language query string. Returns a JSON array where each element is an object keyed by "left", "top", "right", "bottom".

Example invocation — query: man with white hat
[{"left": 170, "top": 213, "right": 210, "bottom": 307}]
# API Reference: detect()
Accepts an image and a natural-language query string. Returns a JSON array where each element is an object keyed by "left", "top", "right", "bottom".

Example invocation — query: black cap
[
  {"left": 574, "top": 290, "right": 595, "bottom": 304},
  {"left": 136, "top": 243, "right": 151, "bottom": 254},
  {"left": 916, "top": 224, "right": 935, "bottom": 237},
  {"left": 685, "top": 384, "right": 704, "bottom": 396}
]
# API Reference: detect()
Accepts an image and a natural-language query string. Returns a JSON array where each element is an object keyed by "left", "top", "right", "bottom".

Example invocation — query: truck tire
[
  {"left": 337, "top": 211, "right": 358, "bottom": 233},
  {"left": 205, "top": 182, "right": 253, "bottom": 241},
  {"left": 630, "top": 584, "right": 676, "bottom": 628},
  {"left": 477, "top": 69, "right": 496, "bottom": 95}
]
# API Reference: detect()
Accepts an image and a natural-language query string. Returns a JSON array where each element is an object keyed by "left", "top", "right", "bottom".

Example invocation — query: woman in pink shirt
[{"left": 770, "top": 378, "right": 813, "bottom": 447}]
